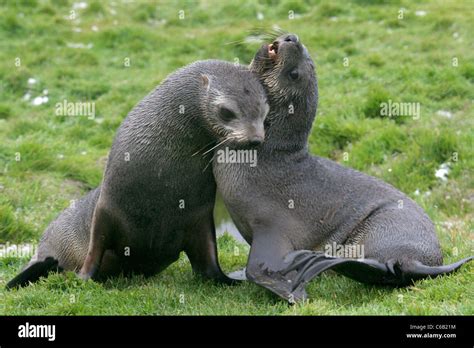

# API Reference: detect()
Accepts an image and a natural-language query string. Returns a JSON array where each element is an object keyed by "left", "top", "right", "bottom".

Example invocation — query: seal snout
[
  {"left": 246, "top": 125, "right": 265, "bottom": 147},
  {"left": 268, "top": 34, "right": 300, "bottom": 60},
  {"left": 283, "top": 34, "right": 299, "bottom": 43}
]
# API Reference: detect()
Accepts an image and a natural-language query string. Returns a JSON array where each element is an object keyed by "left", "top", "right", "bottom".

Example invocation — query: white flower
[
  {"left": 436, "top": 110, "right": 453, "bottom": 118},
  {"left": 32, "top": 96, "right": 43, "bottom": 105},
  {"left": 72, "top": 2, "right": 88, "bottom": 10},
  {"left": 67, "top": 42, "right": 93, "bottom": 49},
  {"left": 31, "top": 96, "right": 48, "bottom": 106},
  {"left": 435, "top": 163, "right": 450, "bottom": 181}
]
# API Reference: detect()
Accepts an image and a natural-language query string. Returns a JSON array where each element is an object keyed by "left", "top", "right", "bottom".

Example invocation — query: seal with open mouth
[{"left": 214, "top": 33, "right": 473, "bottom": 302}]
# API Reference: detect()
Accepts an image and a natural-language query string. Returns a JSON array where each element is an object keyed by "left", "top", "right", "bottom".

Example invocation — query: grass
[{"left": 0, "top": 0, "right": 473, "bottom": 315}]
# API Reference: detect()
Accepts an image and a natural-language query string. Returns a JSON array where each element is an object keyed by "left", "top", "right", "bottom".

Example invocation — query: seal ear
[{"left": 200, "top": 74, "right": 210, "bottom": 91}]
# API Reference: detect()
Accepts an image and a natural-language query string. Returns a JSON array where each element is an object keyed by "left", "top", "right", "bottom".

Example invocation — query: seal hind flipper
[
  {"left": 6, "top": 257, "right": 61, "bottom": 289},
  {"left": 378, "top": 256, "right": 474, "bottom": 285},
  {"left": 247, "top": 248, "right": 473, "bottom": 301},
  {"left": 313, "top": 255, "right": 473, "bottom": 287},
  {"left": 281, "top": 251, "right": 474, "bottom": 297}
]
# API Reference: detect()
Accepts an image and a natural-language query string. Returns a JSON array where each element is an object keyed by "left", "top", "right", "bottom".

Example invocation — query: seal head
[
  {"left": 200, "top": 69, "right": 269, "bottom": 147},
  {"left": 250, "top": 34, "right": 318, "bottom": 151}
]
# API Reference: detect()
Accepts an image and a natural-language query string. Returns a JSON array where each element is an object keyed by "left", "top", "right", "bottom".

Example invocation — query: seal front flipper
[
  {"left": 184, "top": 215, "right": 236, "bottom": 285},
  {"left": 78, "top": 202, "right": 112, "bottom": 281},
  {"left": 245, "top": 234, "right": 310, "bottom": 302},
  {"left": 246, "top": 245, "right": 362, "bottom": 302},
  {"left": 281, "top": 251, "right": 392, "bottom": 294},
  {"left": 6, "top": 257, "right": 61, "bottom": 289}
]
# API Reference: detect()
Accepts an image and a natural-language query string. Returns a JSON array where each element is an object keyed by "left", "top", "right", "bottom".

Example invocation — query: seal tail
[
  {"left": 282, "top": 251, "right": 473, "bottom": 294},
  {"left": 6, "top": 257, "right": 60, "bottom": 290}
]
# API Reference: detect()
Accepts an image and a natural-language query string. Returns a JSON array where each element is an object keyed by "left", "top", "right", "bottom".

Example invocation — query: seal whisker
[
  {"left": 9, "top": 60, "right": 269, "bottom": 289},
  {"left": 201, "top": 137, "right": 231, "bottom": 156},
  {"left": 192, "top": 139, "right": 217, "bottom": 157},
  {"left": 201, "top": 134, "right": 240, "bottom": 173}
]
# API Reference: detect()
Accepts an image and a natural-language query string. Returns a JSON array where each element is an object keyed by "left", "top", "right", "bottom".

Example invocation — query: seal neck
[{"left": 262, "top": 84, "right": 318, "bottom": 154}]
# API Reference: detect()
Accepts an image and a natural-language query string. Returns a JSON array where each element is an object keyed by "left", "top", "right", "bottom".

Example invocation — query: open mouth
[{"left": 268, "top": 41, "right": 279, "bottom": 60}]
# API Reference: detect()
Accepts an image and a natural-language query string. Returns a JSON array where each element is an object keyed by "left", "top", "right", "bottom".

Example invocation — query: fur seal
[
  {"left": 213, "top": 34, "right": 473, "bottom": 302},
  {"left": 7, "top": 60, "right": 268, "bottom": 289}
]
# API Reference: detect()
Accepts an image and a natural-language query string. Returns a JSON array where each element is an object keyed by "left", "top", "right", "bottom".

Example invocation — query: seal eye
[
  {"left": 289, "top": 69, "right": 299, "bottom": 80},
  {"left": 219, "top": 107, "right": 237, "bottom": 122}
]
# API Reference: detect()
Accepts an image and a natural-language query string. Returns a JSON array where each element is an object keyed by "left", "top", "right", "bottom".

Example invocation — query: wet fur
[
  {"left": 7, "top": 60, "right": 267, "bottom": 289},
  {"left": 214, "top": 34, "right": 472, "bottom": 301}
]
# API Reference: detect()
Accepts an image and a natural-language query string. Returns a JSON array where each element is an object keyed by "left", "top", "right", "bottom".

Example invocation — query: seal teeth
[
  {"left": 268, "top": 42, "right": 278, "bottom": 53},
  {"left": 271, "top": 41, "right": 279, "bottom": 53},
  {"left": 268, "top": 41, "right": 279, "bottom": 60}
]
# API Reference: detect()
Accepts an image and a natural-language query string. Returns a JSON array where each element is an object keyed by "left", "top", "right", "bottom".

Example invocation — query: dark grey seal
[
  {"left": 213, "top": 34, "right": 472, "bottom": 302},
  {"left": 7, "top": 60, "right": 268, "bottom": 289}
]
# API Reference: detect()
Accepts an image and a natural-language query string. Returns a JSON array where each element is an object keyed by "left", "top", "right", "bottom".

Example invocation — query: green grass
[{"left": 0, "top": 0, "right": 473, "bottom": 315}]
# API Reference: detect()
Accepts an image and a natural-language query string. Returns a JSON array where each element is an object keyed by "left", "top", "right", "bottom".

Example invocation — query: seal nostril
[
  {"left": 249, "top": 140, "right": 262, "bottom": 147},
  {"left": 284, "top": 35, "right": 299, "bottom": 43},
  {"left": 248, "top": 137, "right": 263, "bottom": 147}
]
